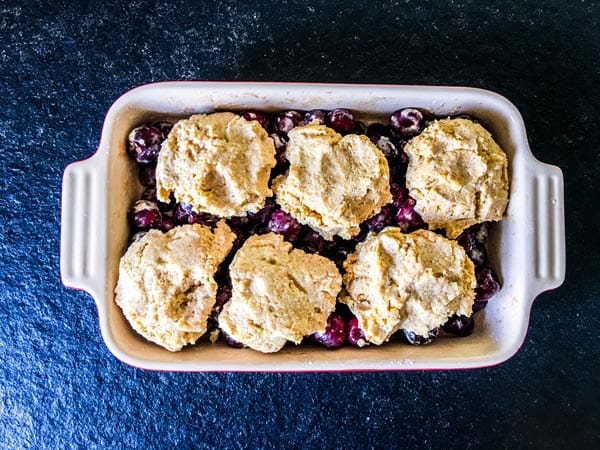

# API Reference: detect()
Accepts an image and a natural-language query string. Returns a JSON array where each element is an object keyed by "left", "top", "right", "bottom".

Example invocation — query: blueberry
[
  {"left": 188, "top": 211, "right": 220, "bottom": 228},
  {"left": 475, "top": 264, "right": 501, "bottom": 301},
  {"left": 353, "top": 121, "right": 367, "bottom": 135},
  {"left": 268, "top": 209, "right": 302, "bottom": 242},
  {"left": 275, "top": 111, "right": 303, "bottom": 134},
  {"left": 472, "top": 300, "right": 488, "bottom": 313},
  {"left": 403, "top": 328, "right": 439, "bottom": 345},
  {"left": 129, "top": 200, "right": 161, "bottom": 229},
  {"left": 155, "top": 211, "right": 176, "bottom": 231},
  {"left": 304, "top": 109, "right": 327, "bottom": 125},
  {"left": 366, "top": 123, "right": 391, "bottom": 142},
  {"left": 128, "top": 125, "right": 164, "bottom": 164},
  {"left": 374, "top": 135, "right": 400, "bottom": 159},
  {"left": 347, "top": 316, "right": 369, "bottom": 347},
  {"left": 173, "top": 202, "right": 192, "bottom": 224},
  {"left": 247, "top": 197, "right": 277, "bottom": 234},
  {"left": 211, "top": 284, "right": 233, "bottom": 323},
  {"left": 394, "top": 195, "right": 426, "bottom": 233},
  {"left": 468, "top": 243, "right": 488, "bottom": 267},
  {"left": 473, "top": 222, "right": 490, "bottom": 243},
  {"left": 312, "top": 313, "right": 347, "bottom": 349},
  {"left": 241, "top": 111, "right": 270, "bottom": 131},
  {"left": 152, "top": 121, "right": 173, "bottom": 137},
  {"left": 141, "top": 187, "right": 158, "bottom": 202},
  {"left": 390, "top": 184, "right": 409, "bottom": 208},
  {"left": 229, "top": 216, "right": 250, "bottom": 230},
  {"left": 457, "top": 228, "right": 489, "bottom": 265},
  {"left": 174, "top": 202, "right": 219, "bottom": 228},
  {"left": 364, "top": 206, "right": 394, "bottom": 233},
  {"left": 140, "top": 189, "right": 174, "bottom": 212},
  {"left": 442, "top": 314, "right": 475, "bottom": 337},
  {"left": 326, "top": 108, "right": 355, "bottom": 134},
  {"left": 138, "top": 163, "right": 156, "bottom": 187},
  {"left": 223, "top": 332, "right": 243, "bottom": 348},
  {"left": 270, "top": 132, "right": 289, "bottom": 166},
  {"left": 297, "top": 229, "right": 329, "bottom": 254},
  {"left": 457, "top": 227, "right": 476, "bottom": 252},
  {"left": 389, "top": 108, "right": 424, "bottom": 137}
]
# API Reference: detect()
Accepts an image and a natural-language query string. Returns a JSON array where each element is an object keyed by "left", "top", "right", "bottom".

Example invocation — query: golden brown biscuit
[
  {"left": 405, "top": 118, "right": 509, "bottom": 238},
  {"left": 156, "top": 112, "right": 276, "bottom": 217},
  {"left": 341, "top": 227, "right": 476, "bottom": 344},
  {"left": 218, "top": 233, "right": 342, "bottom": 353},
  {"left": 115, "top": 222, "right": 235, "bottom": 351},
  {"left": 272, "top": 123, "right": 391, "bottom": 240}
]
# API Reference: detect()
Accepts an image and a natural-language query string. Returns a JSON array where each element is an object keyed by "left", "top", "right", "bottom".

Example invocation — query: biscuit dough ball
[
  {"left": 405, "top": 118, "right": 509, "bottom": 238},
  {"left": 156, "top": 112, "right": 276, "bottom": 217},
  {"left": 341, "top": 228, "right": 476, "bottom": 344},
  {"left": 115, "top": 223, "right": 235, "bottom": 351},
  {"left": 272, "top": 123, "right": 391, "bottom": 240},
  {"left": 218, "top": 233, "right": 342, "bottom": 353}
]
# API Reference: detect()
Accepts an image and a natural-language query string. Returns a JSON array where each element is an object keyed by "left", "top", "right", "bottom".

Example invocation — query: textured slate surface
[{"left": 1, "top": 1, "right": 599, "bottom": 448}]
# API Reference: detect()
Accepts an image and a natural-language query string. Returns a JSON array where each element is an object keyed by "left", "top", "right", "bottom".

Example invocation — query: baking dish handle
[
  {"left": 60, "top": 154, "right": 107, "bottom": 298},
  {"left": 529, "top": 161, "right": 566, "bottom": 297}
]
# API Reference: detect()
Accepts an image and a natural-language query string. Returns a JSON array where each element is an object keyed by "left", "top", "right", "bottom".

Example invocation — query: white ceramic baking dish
[{"left": 60, "top": 82, "right": 565, "bottom": 371}]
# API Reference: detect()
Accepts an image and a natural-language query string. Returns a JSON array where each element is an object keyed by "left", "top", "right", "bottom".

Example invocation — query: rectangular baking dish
[{"left": 60, "top": 82, "right": 565, "bottom": 371}]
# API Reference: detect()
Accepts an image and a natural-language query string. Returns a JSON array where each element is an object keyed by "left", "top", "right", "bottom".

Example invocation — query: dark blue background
[{"left": 1, "top": 1, "right": 599, "bottom": 448}]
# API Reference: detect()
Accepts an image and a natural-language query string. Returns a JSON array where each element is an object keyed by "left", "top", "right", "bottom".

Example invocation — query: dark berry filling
[
  {"left": 128, "top": 125, "right": 164, "bottom": 164},
  {"left": 442, "top": 314, "right": 475, "bottom": 337},
  {"left": 241, "top": 111, "right": 270, "bottom": 131},
  {"left": 389, "top": 108, "right": 424, "bottom": 137},
  {"left": 125, "top": 109, "right": 503, "bottom": 349},
  {"left": 403, "top": 328, "right": 439, "bottom": 345},
  {"left": 268, "top": 209, "right": 302, "bottom": 242},
  {"left": 347, "top": 316, "right": 370, "bottom": 347},
  {"left": 312, "top": 313, "right": 347, "bottom": 349},
  {"left": 326, "top": 108, "right": 356, "bottom": 134}
]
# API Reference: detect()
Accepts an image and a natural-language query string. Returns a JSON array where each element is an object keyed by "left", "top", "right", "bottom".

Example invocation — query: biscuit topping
[
  {"left": 218, "top": 233, "right": 342, "bottom": 353},
  {"left": 405, "top": 118, "right": 509, "bottom": 238},
  {"left": 341, "top": 227, "right": 476, "bottom": 344},
  {"left": 115, "top": 223, "right": 235, "bottom": 352},
  {"left": 272, "top": 123, "right": 391, "bottom": 240},
  {"left": 156, "top": 112, "right": 276, "bottom": 217}
]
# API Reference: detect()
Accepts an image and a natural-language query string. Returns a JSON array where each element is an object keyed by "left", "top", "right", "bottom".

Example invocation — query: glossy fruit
[
  {"left": 364, "top": 206, "right": 394, "bottom": 233},
  {"left": 152, "top": 121, "right": 173, "bottom": 137},
  {"left": 275, "top": 111, "right": 303, "bottom": 134},
  {"left": 326, "top": 108, "right": 355, "bottom": 134},
  {"left": 304, "top": 109, "right": 327, "bottom": 125},
  {"left": 241, "top": 111, "right": 270, "bottom": 131},
  {"left": 187, "top": 211, "right": 220, "bottom": 228},
  {"left": 297, "top": 229, "right": 329, "bottom": 254},
  {"left": 138, "top": 163, "right": 156, "bottom": 187},
  {"left": 155, "top": 210, "right": 176, "bottom": 231},
  {"left": 394, "top": 195, "right": 426, "bottom": 233},
  {"left": 270, "top": 132, "right": 289, "bottom": 166},
  {"left": 347, "top": 316, "right": 369, "bottom": 347},
  {"left": 389, "top": 108, "right": 424, "bottom": 137},
  {"left": 130, "top": 200, "right": 161, "bottom": 229},
  {"left": 128, "top": 125, "right": 164, "bottom": 163},
  {"left": 268, "top": 209, "right": 302, "bottom": 242},
  {"left": 403, "top": 327, "right": 439, "bottom": 345},
  {"left": 475, "top": 264, "right": 501, "bottom": 301},
  {"left": 442, "top": 314, "right": 475, "bottom": 337},
  {"left": 312, "top": 313, "right": 347, "bottom": 349}
]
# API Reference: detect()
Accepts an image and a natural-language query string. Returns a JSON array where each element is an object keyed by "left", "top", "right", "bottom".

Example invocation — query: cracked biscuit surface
[
  {"left": 272, "top": 123, "right": 391, "bottom": 240},
  {"left": 341, "top": 227, "right": 476, "bottom": 344},
  {"left": 156, "top": 112, "right": 276, "bottom": 217},
  {"left": 218, "top": 233, "right": 342, "bottom": 353},
  {"left": 115, "top": 223, "right": 235, "bottom": 352},
  {"left": 405, "top": 118, "right": 509, "bottom": 238}
]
